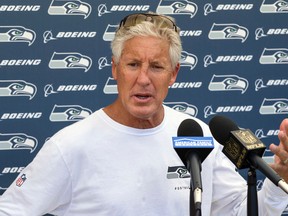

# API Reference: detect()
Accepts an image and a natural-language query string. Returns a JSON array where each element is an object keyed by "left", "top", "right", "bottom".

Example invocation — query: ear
[
  {"left": 111, "top": 57, "right": 118, "bottom": 80},
  {"left": 169, "top": 63, "right": 180, "bottom": 86}
]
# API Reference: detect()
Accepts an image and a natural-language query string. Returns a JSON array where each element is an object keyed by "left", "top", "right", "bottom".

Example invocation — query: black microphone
[
  {"left": 173, "top": 119, "right": 214, "bottom": 215},
  {"left": 209, "top": 115, "right": 288, "bottom": 194}
]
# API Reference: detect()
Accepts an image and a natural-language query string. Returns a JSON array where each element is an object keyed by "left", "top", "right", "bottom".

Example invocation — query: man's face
[{"left": 112, "top": 36, "right": 179, "bottom": 122}]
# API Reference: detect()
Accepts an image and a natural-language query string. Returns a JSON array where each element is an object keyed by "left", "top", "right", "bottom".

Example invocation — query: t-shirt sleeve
[{"left": 0, "top": 139, "right": 72, "bottom": 215}]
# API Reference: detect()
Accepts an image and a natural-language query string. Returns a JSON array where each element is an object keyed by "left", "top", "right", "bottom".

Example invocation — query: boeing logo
[
  {"left": 44, "top": 84, "right": 97, "bottom": 97},
  {"left": 0, "top": 5, "right": 40, "bottom": 12},
  {"left": 204, "top": 105, "right": 253, "bottom": 118},
  {"left": 43, "top": 30, "right": 96, "bottom": 43},
  {"left": 255, "top": 78, "right": 288, "bottom": 91},
  {"left": 204, "top": 3, "right": 253, "bottom": 16},
  {"left": 98, "top": 57, "right": 112, "bottom": 70},
  {"left": 0, "top": 59, "right": 41, "bottom": 66},
  {"left": 255, "top": 128, "right": 280, "bottom": 139},
  {"left": 204, "top": 55, "right": 253, "bottom": 67},
  {"left": 1, "top": 112, "right": 42, "bottom": 120},
  {"left": 97, "top": 4, "right": 149, "bottom": 17},
  {"left": 169, "top": 82, "right": 202, "bottom": 89},
  {"left": 255, "top": 28, "right": 288, "bottom": 40}
]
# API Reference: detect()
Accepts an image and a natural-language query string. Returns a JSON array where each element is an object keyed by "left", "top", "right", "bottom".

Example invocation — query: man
[{"left": 0, "top": 12, "right": 287, "bottom": 215}]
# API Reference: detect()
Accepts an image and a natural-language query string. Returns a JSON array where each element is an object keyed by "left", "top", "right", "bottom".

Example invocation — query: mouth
[{"left": 133, "top": 93, "right": 152, "bottom": 102}]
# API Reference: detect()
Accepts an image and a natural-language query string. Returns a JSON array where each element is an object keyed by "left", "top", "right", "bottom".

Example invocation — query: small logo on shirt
[
  {"left": 16, "top": 174, "right": 27, "bottom": 187},
  {"left": 167, "top": 166, "right": 190, "bottom": 179}
]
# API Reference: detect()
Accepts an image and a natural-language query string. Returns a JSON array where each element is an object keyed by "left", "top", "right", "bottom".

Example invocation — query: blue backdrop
[{"left": 0, "top": 0, "right": 287, "bottom": 215}]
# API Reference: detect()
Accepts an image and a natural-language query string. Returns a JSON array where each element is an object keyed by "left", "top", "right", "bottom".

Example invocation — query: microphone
[
  {"left": 173, "top": 119, "right": 214, "bottom": 215},
  {"left": 209, "top": 115, "right": 288, "bottom": 194}
]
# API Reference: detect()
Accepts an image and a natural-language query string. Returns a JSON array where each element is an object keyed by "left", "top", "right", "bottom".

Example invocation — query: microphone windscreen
[
  {"left": 177, "top": 119, "right": 203, "bottom": 137},
  {"left": 208, "top": 115, "right": 239, "bottom": 144}
]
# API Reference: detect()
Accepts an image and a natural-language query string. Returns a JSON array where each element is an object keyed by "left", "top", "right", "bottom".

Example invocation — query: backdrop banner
[{"left": 0, "top": 0, "right": 287, "bottom": 215}]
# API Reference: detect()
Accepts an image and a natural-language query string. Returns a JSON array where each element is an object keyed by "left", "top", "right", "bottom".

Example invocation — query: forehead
[{"left": 121, "top": 36, "right": 170, "bottom": 59}]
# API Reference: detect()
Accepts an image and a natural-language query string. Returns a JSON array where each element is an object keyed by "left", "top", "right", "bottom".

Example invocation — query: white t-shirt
[{"left": 0, "top": 106, "right": 287, "bottom": 216}]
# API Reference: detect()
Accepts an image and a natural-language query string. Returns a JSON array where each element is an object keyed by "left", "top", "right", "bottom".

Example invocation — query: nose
[{"left": 136, "top": 66, "right": 151, "bottom": 86}]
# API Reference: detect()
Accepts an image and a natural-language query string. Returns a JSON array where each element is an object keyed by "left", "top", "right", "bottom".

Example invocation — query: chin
[{"left": 130, "top": 105, "right": 162, "bottom": 120}]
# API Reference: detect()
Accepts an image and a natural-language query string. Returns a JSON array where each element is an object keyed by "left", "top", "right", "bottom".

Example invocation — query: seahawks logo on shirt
[{"left": 167, "top": 166, "right": 190, "bottom": 179}]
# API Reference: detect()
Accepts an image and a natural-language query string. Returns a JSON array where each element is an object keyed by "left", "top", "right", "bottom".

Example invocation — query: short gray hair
[{"left": 111, "top": 13, "right": 182, "bottom": 69}]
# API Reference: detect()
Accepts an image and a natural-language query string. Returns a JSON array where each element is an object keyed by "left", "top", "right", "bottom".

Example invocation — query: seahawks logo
[
  {"left": 0, "top": 133, "right": 38, "bottom": 153},
  {"left": 167, "top": 166, "right": 190, "bottom": 179},
  {"left": 48, "top": 0, "right": 91, "bottom": 19},
  {"left": 103, "top": 77, "right": 118, "bottom": 94},
  {"left": 259, "top": 48, "right": 288, "bottom": 64},
  {"left": 164, "top": 102, "right": 198, "bottom": 117},
  {"left": 49, "top": 104, "right": 92, "bottom": 122},
  {"left": 208, "top": 23, "right": 249, "bottom": 43},
  {"left": 156, "top": 0, "right": 198, "bottom": 18},
  {"left": 103, "top": 24, "right": 118, "bottom": 41},
  {"left": 260, "top": 0, "right": 288, "bottom": 13},
  {"left": 180, "top": 51, "right": 197, "bottom": 70},
  {"left": 208, "top": 75, "right": 248, "bottom": 94},
  {"left": 0, "top": 26, "right": 36, "bottom": 46},
  {"left": 48, "top": 52, "right": 92, "bottom": 72},
  {"left": 259, "top": 98, "right": 288, "bottom": 114},
  {"left": 0, "top": 80, "right": 37, "bottom": 100}
]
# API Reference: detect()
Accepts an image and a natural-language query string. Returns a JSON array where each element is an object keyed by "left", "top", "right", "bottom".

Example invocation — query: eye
[
  {"left": 12, "top": 84, "right": 23, "bottom": 90},
  {"left": 67, "top": 3, "right": 79, "bottom": 9},
  {"left": 14, "top": 30, "right": 22, "bottom": 36},
  {"left": 227, "top": 27, "right": 237, "bottom": 33},
  {"left": 127, "top": 62, "right": 140, "bottom": 69},
  {"left": 150, "top": 64, "right": 164, "bottom": 72}
]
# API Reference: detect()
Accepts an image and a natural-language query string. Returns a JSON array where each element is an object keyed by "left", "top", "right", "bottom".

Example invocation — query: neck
[{"left": 103, "top": 102, "right": 164, "bottom": 129}]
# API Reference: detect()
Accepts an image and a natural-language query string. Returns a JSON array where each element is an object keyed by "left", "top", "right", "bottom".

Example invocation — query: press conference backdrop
[{"left": 0, "top": 0, "right": 287, "bottom": 214}]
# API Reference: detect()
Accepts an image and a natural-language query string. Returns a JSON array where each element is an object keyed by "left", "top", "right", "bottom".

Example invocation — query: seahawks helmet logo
[
  {"left": 48, "top": 0, "right": 92, "bottom": 19},
  {"left": 180, "top": 51, "right": 197, "bottom": 70},
  {"left": 167, "top": 166, "right": 190, "bottom": 179},
  {"left": 48, "top": 52, "right": 92, "bottom": 72},
  {"left": 0, "top": 80, "right": 37, "bottom": 100},
  {"left": 103, "top": 24, "right": 118, "bottom": 41},
  {"left": 49, "top": 104, "right": 92, "bottom": 122},
  {"left": 0, "top": 133, "right": 38, "bottom": 153},
  {"left": 103, "top": 77, "right": 118, "bottom": 94},
  {"left": 208, "top": 75, "right": 248, "bottom": 94},
  {"left": 259, "top": 98, "right": 288, "bottom": 114},
  {"left": 208, "top": 23, "right": 249, "bottom": 43},
  {"left": 259, "top": 48, "right": 288, "bottom": 64},
  {"left": 156, "top": 0, "right": 198, "bottom": 18},
  {"left": 164, "top": 102, "right": 198, "bottom": 117},
  {"left": 0, "top": 26, "right": 36, "bottom": 46},
  {"left": 260, "top": 0, "right": 288, "bottom": 13}
]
